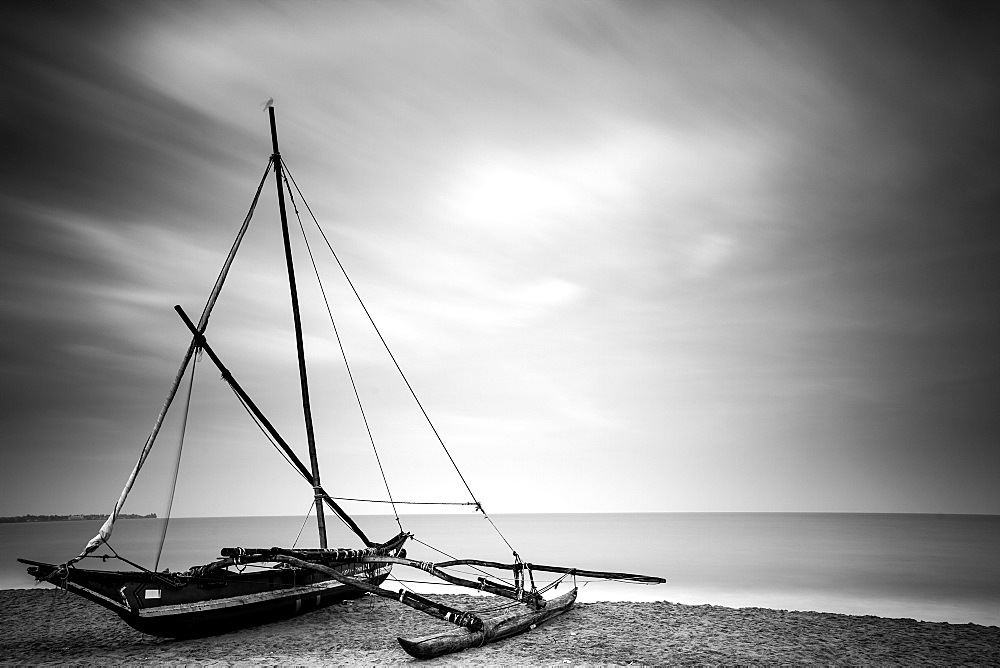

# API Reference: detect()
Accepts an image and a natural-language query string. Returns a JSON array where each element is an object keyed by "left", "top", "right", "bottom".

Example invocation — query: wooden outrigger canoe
[{"left": 19, "top": 103, "right": 666, "bottom": 657}]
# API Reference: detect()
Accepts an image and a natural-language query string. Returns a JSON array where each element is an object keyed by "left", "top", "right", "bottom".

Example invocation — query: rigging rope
[
  {"left": 410, "top": 535, "right": 515, "bottom": 588},
  {"left": 221, "top": 368, "right": 387, "bottom": 541},
  {"left": 325, "top": 496, "right": 476, "bottom": 507},
  {"left": 291, "top": 498, "right": 314, "bottom": 549},
  {"left": 212, "top": 374, "right": 476, "bottom": 518},
  {"left": 154, "top": 352, "right": 198, "bottom": 571},
  {"left": 281, "top": 166, "right": 403, "bottom": 533},
  {"left": 228, "top": 383, "right": 304, "bottom": 479},
  {"left": 222, "top": 380, "right": 368, "bottom": 538},
  {"left": 281, "top": 160, "right": 517, "bottom": 555}
]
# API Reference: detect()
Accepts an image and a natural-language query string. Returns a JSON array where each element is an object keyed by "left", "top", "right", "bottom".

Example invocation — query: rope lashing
[{"left": 513, "top": 551, "right": 523, "bottom": 599}]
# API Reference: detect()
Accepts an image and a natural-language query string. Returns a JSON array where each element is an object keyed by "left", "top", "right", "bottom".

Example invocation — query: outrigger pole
[{"left": 268, "top": 105, "right": 328, "bottom": 549}]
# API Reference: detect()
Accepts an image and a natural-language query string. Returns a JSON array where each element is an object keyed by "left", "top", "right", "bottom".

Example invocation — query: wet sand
[{"left": 2, "top": 588, "right": 997, "bottom": 665}]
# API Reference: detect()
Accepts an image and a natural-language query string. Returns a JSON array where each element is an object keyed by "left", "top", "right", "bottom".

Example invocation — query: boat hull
[{"left": 20, "top": 556, "right": 392, "bottom": 639}]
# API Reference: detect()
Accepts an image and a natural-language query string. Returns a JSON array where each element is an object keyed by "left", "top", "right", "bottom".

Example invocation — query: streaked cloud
[{"left": 1, "top": 1, "right": 998, "bottom": 519}]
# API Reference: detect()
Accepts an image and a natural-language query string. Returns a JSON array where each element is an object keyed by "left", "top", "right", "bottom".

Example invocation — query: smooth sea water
[{"left": 3, "top": 513, "right": 997, "bottom": 626}]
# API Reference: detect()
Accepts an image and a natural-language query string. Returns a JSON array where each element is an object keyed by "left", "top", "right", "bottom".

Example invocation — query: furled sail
[{"left": 73, "top": 161, "right": 272, "bottom": 562}]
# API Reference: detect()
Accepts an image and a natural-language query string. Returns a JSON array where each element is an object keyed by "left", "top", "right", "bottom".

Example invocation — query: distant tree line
[{"left": 0, "top": 513, "right": 157, "bottom": 523}]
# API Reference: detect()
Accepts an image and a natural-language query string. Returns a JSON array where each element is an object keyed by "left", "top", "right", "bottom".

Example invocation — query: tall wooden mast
[{"left": 268, "top": 105, "right": 328, "bottom": 549}]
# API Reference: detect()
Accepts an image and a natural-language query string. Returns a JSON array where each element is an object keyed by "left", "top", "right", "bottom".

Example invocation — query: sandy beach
[{"left": 2, "top": 589, "right": 998, "bottom": 665}]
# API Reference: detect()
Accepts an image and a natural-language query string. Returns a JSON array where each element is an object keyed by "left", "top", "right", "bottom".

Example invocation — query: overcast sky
[{"left": 2, "top": 1, "right": 999, "bottom": 526}]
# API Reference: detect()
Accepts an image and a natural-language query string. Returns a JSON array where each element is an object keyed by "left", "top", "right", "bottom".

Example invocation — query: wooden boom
[
  {"left": 357, "top": 555, "right": 665, "bottom": 586},
  {"left": 218, "top": 547, "right": 664, "bottom": 598},
  {"left": 431, "top": 558, "right": 666, "bottom": 584}
]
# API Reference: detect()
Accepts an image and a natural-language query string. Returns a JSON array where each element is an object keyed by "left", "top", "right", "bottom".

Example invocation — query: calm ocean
[{"left": 2, "top": 513, "right": 997, "bottom": 626}]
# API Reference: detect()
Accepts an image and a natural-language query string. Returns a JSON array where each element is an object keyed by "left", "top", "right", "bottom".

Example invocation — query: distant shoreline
[{"left": 0, "top": 513, "right": 156, "bottom": 524}]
